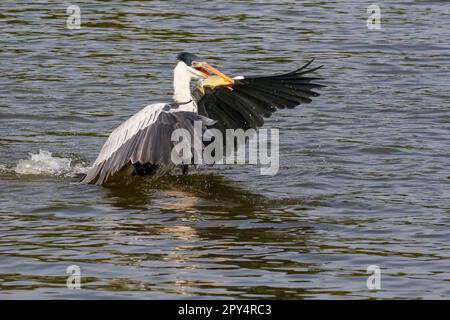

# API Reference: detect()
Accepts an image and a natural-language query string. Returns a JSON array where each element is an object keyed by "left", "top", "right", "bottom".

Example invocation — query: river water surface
[{"left": 1, "top": 0, "right": 449, "bottom": 299}]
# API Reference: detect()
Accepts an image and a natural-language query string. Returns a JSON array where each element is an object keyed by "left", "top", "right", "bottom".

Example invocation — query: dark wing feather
[{"left": 197, "top": 60, "right": 324, "bottom": 133}]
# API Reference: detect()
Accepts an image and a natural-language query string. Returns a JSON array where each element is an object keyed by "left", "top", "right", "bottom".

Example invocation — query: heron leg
[
  {"left": 182, "top": 165, "right": 189, "bottom": 175},
  {"left": 133, "top": 162, "right": 159, "bottom": 176}
]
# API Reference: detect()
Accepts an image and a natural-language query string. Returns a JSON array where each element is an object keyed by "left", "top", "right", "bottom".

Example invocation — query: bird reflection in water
[{"left": 101, "top": 172, "right": 268, "bottom": 213}]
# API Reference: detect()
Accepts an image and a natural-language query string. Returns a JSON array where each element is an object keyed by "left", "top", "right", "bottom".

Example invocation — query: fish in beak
[{"left": 194, "top": 62, "right": 235, "bottom": 95}]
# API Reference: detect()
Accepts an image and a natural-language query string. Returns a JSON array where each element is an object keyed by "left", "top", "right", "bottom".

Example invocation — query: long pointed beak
[{"left": 196, "top": 63, "right": 235, "bottom": 85}]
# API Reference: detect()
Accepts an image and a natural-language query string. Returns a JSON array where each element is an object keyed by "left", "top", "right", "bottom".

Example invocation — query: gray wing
[{"left": 81, "top": 106, "right": 215, "bottom": 185}]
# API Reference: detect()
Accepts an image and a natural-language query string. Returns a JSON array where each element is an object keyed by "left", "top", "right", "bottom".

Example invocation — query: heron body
[{"left": 81, "top": 52, "right": 323, "bottom": 185}]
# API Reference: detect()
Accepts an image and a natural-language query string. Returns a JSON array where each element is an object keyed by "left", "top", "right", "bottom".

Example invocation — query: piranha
[
  {"left": 198, "top": 75, "right": 234, "bottom": 94},
  {"left": 193, "top": 61, "right": 235, "bottom": 95}
]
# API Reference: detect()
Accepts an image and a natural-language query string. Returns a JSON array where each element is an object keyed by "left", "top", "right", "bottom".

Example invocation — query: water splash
[{"left": 14, "top": 150, "right": 89, "bottom": 177}]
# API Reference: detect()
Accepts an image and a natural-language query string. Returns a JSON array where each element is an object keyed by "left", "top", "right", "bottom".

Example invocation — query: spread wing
[
  {"left": 196, "top": 60, "right": 324, "bottom": 133},
  {"left": 81, "top": 103, "right": 214, "bottom": 185}
]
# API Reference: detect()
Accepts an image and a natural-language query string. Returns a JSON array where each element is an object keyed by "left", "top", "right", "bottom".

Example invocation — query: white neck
[{"left": 173, "top": 61, "right": 197, "bottom": 111}]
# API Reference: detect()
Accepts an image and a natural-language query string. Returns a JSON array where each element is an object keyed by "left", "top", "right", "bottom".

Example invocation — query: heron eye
[{"left": 192, "top": 61, "right": 200, "bottom": 67}]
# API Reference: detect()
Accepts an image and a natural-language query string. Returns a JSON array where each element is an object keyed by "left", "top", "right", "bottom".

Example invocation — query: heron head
[{"left": 176, "top": 52, "right": 234, "bottom": 84}]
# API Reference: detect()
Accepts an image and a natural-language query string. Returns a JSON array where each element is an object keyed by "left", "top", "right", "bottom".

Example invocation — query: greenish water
[{"left": 0, "top": 0, "right": 449, "bottom": 299}]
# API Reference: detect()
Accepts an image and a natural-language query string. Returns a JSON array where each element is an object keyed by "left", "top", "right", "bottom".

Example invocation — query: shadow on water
[
  {"left": 102, "top": 172, "right": 323, "bottom": 216},
  {"left": 103, "top": 173, "right": 262, "bottom": 210}
]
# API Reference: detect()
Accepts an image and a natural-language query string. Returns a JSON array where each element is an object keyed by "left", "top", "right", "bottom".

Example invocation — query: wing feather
[
  {"left": 196, "top": 60, "right": 324, "bottom": 133},
  {"left": 81, "top": 105, "right": 215, "bottom": 185}
]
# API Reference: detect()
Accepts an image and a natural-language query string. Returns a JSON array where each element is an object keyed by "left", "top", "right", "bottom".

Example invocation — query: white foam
[{"left": 14, "top": 150, "right": 88, "bottom": 177}]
